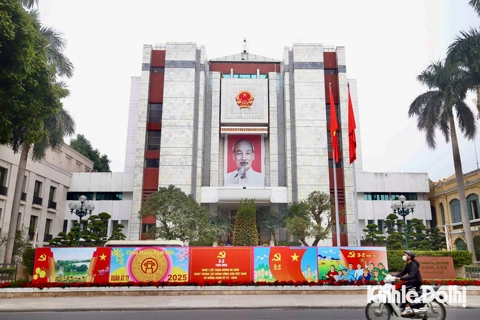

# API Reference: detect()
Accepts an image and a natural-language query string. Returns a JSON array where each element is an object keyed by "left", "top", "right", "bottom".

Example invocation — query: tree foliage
[
  {"left": 69, "top": 134, "right": 111, "bottom": 172},
  {"left": 0, "top": 0, "right": 64, "bottom": 147},
  {"left": 283, "top": 191, "right": 334, "bottom": 246},
  {"left": 139, "top": 185, "right": 210, "bottom": 243},
  {"left": 362, "top": 223, "right": 386, "bottom": 246},
  {"left": 49, "top": 212, "right": 125, "bottom": 247},
  {"left": 232, "top": 199, "right": 258, "bottom": 246}
]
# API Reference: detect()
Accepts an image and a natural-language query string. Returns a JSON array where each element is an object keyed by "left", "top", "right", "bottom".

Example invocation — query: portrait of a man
[{"left": 225, "top": 136, "right": 264, "bottom": 186}]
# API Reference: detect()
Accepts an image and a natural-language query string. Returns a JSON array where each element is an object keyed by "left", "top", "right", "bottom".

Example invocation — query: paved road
[{"left": 0, "top": 309, "right": 479, "bottom": 320}]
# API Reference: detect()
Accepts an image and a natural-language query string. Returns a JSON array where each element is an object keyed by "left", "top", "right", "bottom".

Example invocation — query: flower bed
[{"left": 1, "top": 279, "right": 480, "bottom": 290}]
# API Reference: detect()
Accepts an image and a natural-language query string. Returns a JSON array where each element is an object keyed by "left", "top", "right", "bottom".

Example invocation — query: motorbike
[{"left": 365, "top": 275, "right": 447, "bottom": 320}]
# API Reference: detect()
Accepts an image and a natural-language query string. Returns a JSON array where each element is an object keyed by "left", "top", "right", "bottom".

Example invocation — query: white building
[{"left": 0, "top": 144, "right": 93, "bottom": 261}]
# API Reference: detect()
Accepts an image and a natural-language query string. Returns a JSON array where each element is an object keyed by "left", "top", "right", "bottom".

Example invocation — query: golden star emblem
[
  {"left": 291, "top": 253, "right": 299, "bottom": 261},
  {"left": 100, "top": 253, "right": 107, "bottom": 261}
]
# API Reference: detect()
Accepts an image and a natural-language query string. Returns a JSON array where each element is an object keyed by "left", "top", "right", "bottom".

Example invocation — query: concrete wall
[{"left": 124, "top": 77, "right": 141, "bottom": 173}]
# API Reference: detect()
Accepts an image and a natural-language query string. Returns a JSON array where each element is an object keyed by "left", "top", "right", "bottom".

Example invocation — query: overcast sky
[{"left": 37, "top": 0, "right": 480, "bottom": 182}]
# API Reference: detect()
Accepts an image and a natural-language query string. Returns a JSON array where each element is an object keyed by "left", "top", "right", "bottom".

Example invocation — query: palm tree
[
  {"left": 3, "top": 7, "right": 75, "bottom": 263},
  {"left": 408, "top": 61, "right": 476, "bottom": 256},
  {"left": 469, "top": 0, "right": 480, "bottom": 14}
]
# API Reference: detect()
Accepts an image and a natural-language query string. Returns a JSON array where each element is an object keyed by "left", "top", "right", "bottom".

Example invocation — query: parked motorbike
[{"left": 365, "top": 275, "right": 447, "bottom": 320}]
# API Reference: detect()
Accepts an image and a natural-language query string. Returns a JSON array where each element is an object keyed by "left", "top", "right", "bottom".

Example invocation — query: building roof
[{"left": 210, "top": 52, "right": 280, "bottom": 63}]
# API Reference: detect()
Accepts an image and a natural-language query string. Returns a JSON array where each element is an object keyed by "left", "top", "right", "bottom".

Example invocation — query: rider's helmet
[{"left": 404, "top": 250, "right": 415, "bottom": 259}]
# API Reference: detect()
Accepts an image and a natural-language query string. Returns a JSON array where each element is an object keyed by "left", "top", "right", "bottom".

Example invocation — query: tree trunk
[
  {"left": 4, "top": 144, "right": 30, "bottom": 264},
  {"left": 477, "top": 84, "right": 480, "bottom": 119},
  {"left": 450, "top": 118, "right": 475, "bottom": 257}
]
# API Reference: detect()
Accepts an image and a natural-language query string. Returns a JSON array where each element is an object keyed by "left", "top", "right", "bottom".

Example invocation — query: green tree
[
  {"left": 139, "top": 185, "right": 210, "bottom": 242},
  {"left": 384, "top": 213, "right": 399, "bottom": 235},
  {"left": 386, "top": 232, "right": 405, "bottom": 250},
  {"left": 199, "top": 213, "right": 233, "bottom": 246},
  {"left": 2, "top": 1, "right": 76, "bottom": 263},
  {"left": 256, "top": 208, "right": 282, "bottom": 245},
  {"left": 69, "top": 134, "right": 111, "bottom": 172},
  {"left": 283, "top": 191, "right": 334, "bottom": 246},
  {"left": 408, "top": 61, "right": 476, "bottom": 257},
  {"left": 232, "top": 199, "right": 258, "bottom": 246},
  {"left": 362, "top": 223, "right": 386, "bottom": 246}
]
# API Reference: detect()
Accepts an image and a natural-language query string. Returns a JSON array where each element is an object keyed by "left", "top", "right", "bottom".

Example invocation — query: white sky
[{"left": 37, "top": 0, "right": 480, "bottom": 182}]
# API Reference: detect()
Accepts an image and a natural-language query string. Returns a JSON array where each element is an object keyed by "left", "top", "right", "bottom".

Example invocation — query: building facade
[
  {"left": 0, "top": 144, "right": 93, "bottom": 261},
  {"left": 125, "top": 41, "right": 368, "bottom": 246},
  {"left": 429, "top": 169, "right": 480, "bottom": 261}
]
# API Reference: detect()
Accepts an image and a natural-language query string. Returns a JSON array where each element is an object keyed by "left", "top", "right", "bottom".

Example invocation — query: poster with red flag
[
  {"left": 348, "top": 83, "right": 357, "bottom": 164},
  {"left": 189, "top": 247, "right": 252, "bottom": 282},
  {"left": 318, "top": 247, "right": 388, "bottom": 282},
  {"left": 253, "top": 247, "right": 318, "bottom": 282},
  {"left": 329, "top": 83, "right": 339, "bottom": 163},
  {"left": 32, "top": 248, "right": 55, "bottom": 284}
]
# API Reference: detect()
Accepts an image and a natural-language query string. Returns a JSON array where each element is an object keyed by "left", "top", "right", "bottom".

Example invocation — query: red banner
[
  {"left": 268, "top": 247, "right": 307, "bottom": 282},
  {"left": 32, "top": 248, "right": 55, "bottom": 284},
  {"left": 189, "top": 247, "right": 252, "bottom": 282}
]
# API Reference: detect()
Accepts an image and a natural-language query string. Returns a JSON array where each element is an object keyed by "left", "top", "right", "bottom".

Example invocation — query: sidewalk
[{"left": 0, "top": 292, "right": 478, "bottom": 312}]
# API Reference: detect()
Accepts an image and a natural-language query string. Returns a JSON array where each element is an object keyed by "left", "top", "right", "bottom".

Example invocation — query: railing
[
  {"left": 43, "top": 234, "right": 53, "bottom": 242},
  {"left": 0, "top": 263, "right": 17, "bottom": 283},
  {"left": 48, "top": 200, "right": 57, "bottom": 210},
  {"left": 32, "top": 196, "right": 43, "bottom": 206},
  {"left": 466, "top": 265, "right": 480, "bottom": 279},
  {"left": 0, "top": 186, "right": 7, "bottom": 196},
  {"left": 21, "top": 192, "right": 26, "bottom": 201}
]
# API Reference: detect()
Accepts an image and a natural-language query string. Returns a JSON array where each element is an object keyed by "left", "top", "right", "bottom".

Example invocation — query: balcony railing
[
  {"left": 43, "top": 234, "right": 53, "bottom": 242},
  {"left": 32, "top": 196, "right": 43, "bottom": 206},
  {"left": 47, "top": 200, "right": 57, "bottom": 210},
  {"left": 0, "top": 186, "right": 7, "bottom": 196},
  {"left": 21, "top": 192, "right": 26, "bottom": 201}
]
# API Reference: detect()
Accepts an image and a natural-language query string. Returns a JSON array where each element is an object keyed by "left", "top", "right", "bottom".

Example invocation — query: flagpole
[
  {"left": 333, "top": 159, "right": 341, "bottom": 247},
  {"left": 352, "top": 162, "right": 360, "bottom": 246}
]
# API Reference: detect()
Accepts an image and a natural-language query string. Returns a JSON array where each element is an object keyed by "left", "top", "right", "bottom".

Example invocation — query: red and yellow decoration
[{"left": 235, "top": 90, "right": 254, "bottom": 108}]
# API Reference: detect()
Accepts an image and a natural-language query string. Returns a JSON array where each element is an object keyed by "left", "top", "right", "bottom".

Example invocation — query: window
[
  {"left": 324, "top": 69, "right": 338, "bottom": 75},
  {"left": 49, "top": 186, "right": 56, "bottom": 201},
  {"left": 430, "top": 206, "right": 437, "bottom": 228},
  {"left": 145, "top": 159, "right": 160, "bottom": 168},
  {"left": 63, "top": 220, "right": 68, "bottom": 233},
  {"left": 222, "top": 74, "right": 231, "bottom": 78},
  {"left": 450, "top": 199, "right": 461, "bottom": 223},
  {"left": 96, "top": 192, "right": 123, "bottom": 201},
  {"left": 150, "top": 67, "right": 164, "bottom": 73},
  {"left": 328, "top": 159, "right": 343, "bottom": 168},
  {"left": 363, "top": 193, "right": 389, "bottom": 200},
  {"left": 45, "top": 218, "right": 52, "bottom": 235},
  {"left": 29, "top": 215, "right": 38, "bottom": 235},
  {"left": 440, "top": 203, "right": 446, "bottom": 225},
  {"left": 455, "top": 238, "right": 466, "bottom": 251},
  {"left": 146, "top": 131, "right": 161, "bottom": 150},
  {"left": 467, "top": 194, "right": 480, "bottom": 220},
  {"left": 391, "top": 193, "right": 417, "bottom": 201},
  {"left": 148, "top": 103, "right": 163, "bottom": 123},
  {"left": 377, "top": 220, "right": 383, "bottom": 232},
  {"left": 0, "top": 167, "right": 7, "bottom": 196},
  {"left": 34, "top": 181, "right": 42, "bottom": 197},
  {"left": 142, "top": 224, "right": 155, "bottom": 233},
  {"left": 367, "top": 219, "right": 374, "bottom": 225},
  {"left": 66, "top": 192, "right": 94, "bottom": 201}
]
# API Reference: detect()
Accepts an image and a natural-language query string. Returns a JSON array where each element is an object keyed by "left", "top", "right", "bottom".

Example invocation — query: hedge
[{"left": 387, "top": 250, "right": 473, "bottom": 272}]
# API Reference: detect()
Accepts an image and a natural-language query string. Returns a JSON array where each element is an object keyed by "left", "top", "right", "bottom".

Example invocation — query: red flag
[
  {"left": 348, "top": 84, "right": 357, "bottom": 164},
  {"left": 329, "top": 83, "right": 339, "bottom": 163}
]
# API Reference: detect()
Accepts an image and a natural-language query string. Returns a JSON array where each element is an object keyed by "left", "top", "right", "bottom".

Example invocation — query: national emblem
[{"left": 236, "top": 90, "right": 254, "bottom": 108}]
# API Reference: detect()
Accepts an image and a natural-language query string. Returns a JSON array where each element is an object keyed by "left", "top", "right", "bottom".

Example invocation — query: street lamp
[
  {"left": 391, "top": 195, "right": 415, "bottom": 250},
  {"left": 68, "top": 195, "right": 95, "bottom": 247}
]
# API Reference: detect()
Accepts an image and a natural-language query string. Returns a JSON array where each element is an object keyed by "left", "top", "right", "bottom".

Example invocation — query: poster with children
[{"left": 317, "top": 247, "right": 388, "bottom": 282}]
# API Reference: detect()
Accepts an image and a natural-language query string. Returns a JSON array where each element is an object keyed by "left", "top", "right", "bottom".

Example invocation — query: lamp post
[
  {"left": 68, "top": 195, "right": 95, "bottom": 247},
  {"left": 391, "top": 195, "right": 415, "bottom": 250}
]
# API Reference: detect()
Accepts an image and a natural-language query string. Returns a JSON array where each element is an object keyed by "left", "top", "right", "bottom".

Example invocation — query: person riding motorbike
[{"left": 394, "top": 250, "right": 422, "bottom": 316}]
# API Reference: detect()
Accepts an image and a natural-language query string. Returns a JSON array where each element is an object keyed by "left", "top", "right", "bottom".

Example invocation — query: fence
[
  {"left": 0, "top": 263, "right": 17, "bottom": 283},
  {"left": 466, "top": 264, "right": 480, "bottom": 279}
]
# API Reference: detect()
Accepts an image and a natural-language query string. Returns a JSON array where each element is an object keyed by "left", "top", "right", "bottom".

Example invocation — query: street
[{"left": 0, "top": 309, "right": 479, "bottom": 320}]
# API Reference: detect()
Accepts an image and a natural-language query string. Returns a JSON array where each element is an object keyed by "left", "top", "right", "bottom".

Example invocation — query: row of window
[
  {"left": 367, "top": 219, "right": 410, "bottom": 233},
  {"left": 66, "top": 192, "right": 123, "bottom": 201},
  {"left": 222, "top": 74, "right": 268, "bottom": 79},
  {"left": 363, "top": 193, "right": 418, "bottom": 201},
  {"left": 436, "top": 194, "right": 480, "bottom": 224}
]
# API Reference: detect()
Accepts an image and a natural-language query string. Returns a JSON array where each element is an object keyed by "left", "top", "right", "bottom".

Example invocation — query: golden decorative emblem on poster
[
  {"left": 128, "top": 248, "right": 170, "bottom": 282},
  {"left": 235, "top": 90, "right": 254, "bottom": 108}
]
